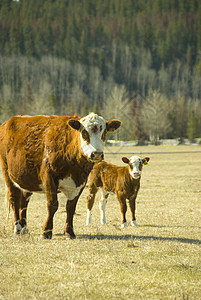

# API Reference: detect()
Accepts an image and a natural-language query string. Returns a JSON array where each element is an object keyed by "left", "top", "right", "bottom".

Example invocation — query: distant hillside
[{"left": 0, "top": 0, "right": 201, "bottom": 140}]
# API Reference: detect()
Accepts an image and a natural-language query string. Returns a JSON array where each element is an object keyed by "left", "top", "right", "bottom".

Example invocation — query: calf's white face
[
  {"left": 68, "top": 112, "right": 121, "bottom": 162},
  {"left": 122, "top": 155, "right": 150, "bottom": 179}
]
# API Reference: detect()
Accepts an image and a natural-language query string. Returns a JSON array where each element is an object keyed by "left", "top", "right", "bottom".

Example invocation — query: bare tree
[
  {"left": 102, "top": 84, "right": 134, "bottom": 141},
  {"left": 24, "top": 81, "right": 57, "bottom": 115},
  {"left": 140, "top": 90, "right": 172, "bottom": 143}
]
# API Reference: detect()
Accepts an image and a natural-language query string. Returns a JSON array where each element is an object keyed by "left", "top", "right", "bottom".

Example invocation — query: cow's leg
[
  {"left": 86, "top": 183, "right": 98, "bottom": 225},
  {"left": 64, "top": 184, "right": 86, "bottom": 239},
  {"left": 1, "top": 166, "right": 22, "bottom": 233},
  {"left": 99, "top": 188, "right": 109, "bottom": 224},
  {"left": 129, "top": 195, "right": 138, "bottom": 226},
  {"left": 64, "top": 196, "right": 79, "bottom": 239},
  {"left": 41, "top": 172, "right": 58, "bottom": 239},
  {"left": 20, "top": 192, "right": 32, "bottom": 234},
  {"left": 117, "top": 195, "right": 127, "bottom": 228},
  {"left": 8, "top": 186, "right": 23, "bottom": 234}
]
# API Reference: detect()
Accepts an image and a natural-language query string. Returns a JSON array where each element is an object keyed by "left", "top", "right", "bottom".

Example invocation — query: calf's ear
[
  {"left": 142, "top": 157, "right": 150, "bottom": 165},
  {"left": 68, "top": 119, "right": 81, "bottom": 130},
  {"left": 106, "top": 119, "right": 121, "bottom": 133},
  {"left": 122, "top": 157, "right": 130, "bottom": 164}
]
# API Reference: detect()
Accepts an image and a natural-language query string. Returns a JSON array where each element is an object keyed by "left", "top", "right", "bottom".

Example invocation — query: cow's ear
[
  {"left": 106, "top": 119, "right": 121, "bottom": 133},
  {"left": 122, "top": 157, "right": 130, "bottom": 164},
  {"left": 68, "top": 119, "right": 81, "bottom": 130},
  {"left": 142, "top": 157, "right": 150, "bottom": 165}
]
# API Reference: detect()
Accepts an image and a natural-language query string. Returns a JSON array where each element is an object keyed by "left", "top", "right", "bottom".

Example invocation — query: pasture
[{"left": 0, "top": 145, "right": 200, "bottom": 299}]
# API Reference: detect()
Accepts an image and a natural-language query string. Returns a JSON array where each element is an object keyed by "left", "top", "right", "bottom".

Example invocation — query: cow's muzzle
[{"left": 90, "top": 151, "right": 104, "bottom": 162}]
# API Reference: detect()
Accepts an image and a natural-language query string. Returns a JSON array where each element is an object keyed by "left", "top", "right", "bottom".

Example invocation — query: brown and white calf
[
  {"left": 0, "top": 113, "right": 121, "bottom": 239},
  {"left": 86, "top": 156, "right": 150, "bottom": 227}
]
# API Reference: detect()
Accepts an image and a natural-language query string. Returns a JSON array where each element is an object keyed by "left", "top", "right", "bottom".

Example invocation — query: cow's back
[{"left": 0, "top": 115, "right": 79, "bottom": 191}]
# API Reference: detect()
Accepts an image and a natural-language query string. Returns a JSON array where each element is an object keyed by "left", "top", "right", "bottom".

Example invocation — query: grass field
[{"left": 0, "top": 145, "right": 200, "bottom": 299}]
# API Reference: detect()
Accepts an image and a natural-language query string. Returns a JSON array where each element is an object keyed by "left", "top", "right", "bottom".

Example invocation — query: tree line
[{"left": 0, "top": 0, "right": 201, "bottom": 141}]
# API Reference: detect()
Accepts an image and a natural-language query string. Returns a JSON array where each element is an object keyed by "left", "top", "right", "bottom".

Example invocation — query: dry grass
[{"left": 0, "top": 145, "right": 200, "bottom": 299}]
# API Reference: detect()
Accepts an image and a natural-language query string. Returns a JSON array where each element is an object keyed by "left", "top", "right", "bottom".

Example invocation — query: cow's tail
[{"left": 5, "top": 183, "right": 10, "bottom": 225}]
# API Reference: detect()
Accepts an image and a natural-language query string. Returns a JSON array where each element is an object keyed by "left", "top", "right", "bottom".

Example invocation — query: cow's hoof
[
  {"left": 65, "top": 232, "right": 76, "bottom": 240},
  {"left": 42, "top": 230, "right": 52, "bottom": 239},
  {"left": 14, "top": 220, "right": 22, "bottom": 234},
  {"left": 21, "top": 226, "right": 29, "bottom": 234},
  {"left": 64, "top": 226, "right": 76, "bottom": 240}
]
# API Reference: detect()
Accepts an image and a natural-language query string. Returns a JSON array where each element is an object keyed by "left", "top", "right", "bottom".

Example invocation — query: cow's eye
[
  {"left": 101, "top": 129, "right": 107, "bottom": 141},
  {"left": 82, "top": 129, "right": 90, "bottom": 142},
  {"left": 129, "top": 164, "right": 133, "bottom": 170}
]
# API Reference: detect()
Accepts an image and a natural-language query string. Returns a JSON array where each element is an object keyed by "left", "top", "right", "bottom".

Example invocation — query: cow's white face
[
  {"left": 79, "top": 113, "right": 106, "bottom": 162},
  {"left": 122, "top": 155, "right": 150, "bottom": 179},
  {"left": 68, "top": 113, "right": 121, "bottom": 162}
]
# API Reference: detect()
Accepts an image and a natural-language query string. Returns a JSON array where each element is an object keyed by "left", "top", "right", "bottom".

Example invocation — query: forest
[{"left": 0, "top": 0, "right": 201, "bottom": 141}]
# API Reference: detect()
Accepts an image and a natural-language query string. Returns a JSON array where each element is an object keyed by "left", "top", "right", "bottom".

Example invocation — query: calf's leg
[
  {"left": 99, "top": 189, "right": 109, "bottom": 224},
  {"left": 129, "top": 196, "right": 138, "bottom": 226},
  {"left": 86, "top": 183, "right": 98, "bottom": 225},
  {"left": 117, "top": 195, "right": 127, "bottom": 228}
]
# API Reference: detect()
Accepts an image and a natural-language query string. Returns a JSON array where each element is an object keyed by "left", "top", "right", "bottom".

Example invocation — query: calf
[
  {"left": 86, "top": 156, "right": 150, "bottom": 227},
  {"left": 0, "top": 113, "right": 121, "bottom": 239}
]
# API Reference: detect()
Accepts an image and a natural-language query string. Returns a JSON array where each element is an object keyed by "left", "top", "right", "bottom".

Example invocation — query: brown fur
[
  {"left": 0, "top": 114, "right": 121, "bottom": 239},
  {"left": 86, "top": 157, "right": 149, "bottom": 226}
]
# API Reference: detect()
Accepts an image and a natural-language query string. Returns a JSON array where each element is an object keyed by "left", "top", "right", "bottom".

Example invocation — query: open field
[{"left": 0, "top": 145, "right": 201, "bottom": 299}]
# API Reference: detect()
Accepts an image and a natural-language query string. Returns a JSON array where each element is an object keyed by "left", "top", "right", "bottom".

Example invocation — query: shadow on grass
[
  {"left": 141, "top": 224, "right": 201, "bottom": 229},
  {"left": 78, "top": 234, "right": 201, "bottom": 245}
]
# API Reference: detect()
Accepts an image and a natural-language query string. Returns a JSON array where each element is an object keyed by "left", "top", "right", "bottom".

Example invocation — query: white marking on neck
[{"left": 58, "top": 177, "right": 85, "bottom": 200}]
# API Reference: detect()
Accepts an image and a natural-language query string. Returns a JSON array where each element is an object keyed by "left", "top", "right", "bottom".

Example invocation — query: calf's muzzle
[{"left": 90, "top": 151, "right": 104, "bottom": 162}]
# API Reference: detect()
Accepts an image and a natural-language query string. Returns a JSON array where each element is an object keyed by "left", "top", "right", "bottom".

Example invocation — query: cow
[
  {"left": 0, "top": 113, "right": 121, "bottom": 239},
  {"left": 86, "top": 155, "right": 150, "bottom": 228}
]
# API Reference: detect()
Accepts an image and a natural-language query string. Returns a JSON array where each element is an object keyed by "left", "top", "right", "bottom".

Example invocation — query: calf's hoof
[
  {"left": 42, "top": 230, "right": 52, "bottom": 239},
  {"left": 101, "top": 218, "right": 106, "bottom": 224},
  {"left": 131, "top": 220, "right": 138, "bottom": 226},
  {"left": 121, "top": 222, "right": 127, "bottom": 228},
  {"left": 86, "top": 218, "right": 92, "bottom": 225}
]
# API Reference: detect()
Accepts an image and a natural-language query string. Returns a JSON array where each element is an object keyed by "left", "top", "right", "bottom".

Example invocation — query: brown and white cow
[
  {"left": 0, "top": 113, "right": 121, "bottom": 239},
  {"left": 86, "top": 155, "right": 150, "bottom": 227}
]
